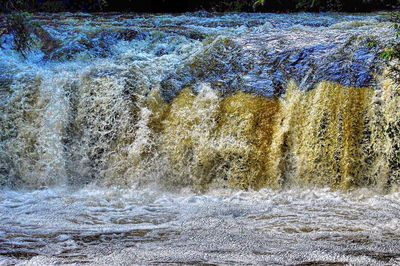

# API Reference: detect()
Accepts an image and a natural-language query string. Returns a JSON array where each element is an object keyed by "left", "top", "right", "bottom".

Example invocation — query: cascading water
[{"left": 0, "top": 12, "right": 399, "bottom": 265}]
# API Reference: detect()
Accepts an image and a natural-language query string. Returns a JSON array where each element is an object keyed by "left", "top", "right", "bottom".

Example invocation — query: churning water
[
  {"left": 1, "top": 187, "right": 400, "bottom": 265},
  {"left": 0, "top": 12, "right": 399, "bottom": 265}
]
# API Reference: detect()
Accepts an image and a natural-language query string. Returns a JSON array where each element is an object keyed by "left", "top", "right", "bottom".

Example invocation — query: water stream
[{"left": 0, "top": 12, "right": 399, "bottom": 265}]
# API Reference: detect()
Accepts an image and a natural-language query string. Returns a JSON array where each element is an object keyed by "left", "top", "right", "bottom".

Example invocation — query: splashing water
[
  {"left": 0, "top": 12, "right": 399, "bottom": 265},
  {"left": 1, "top": 187, "right": 400, "bottom": 265}
]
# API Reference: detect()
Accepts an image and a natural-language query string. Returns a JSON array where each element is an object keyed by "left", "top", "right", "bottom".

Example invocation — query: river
[{"left": 0, "top": 12, "right": 399, "bottom": 265}]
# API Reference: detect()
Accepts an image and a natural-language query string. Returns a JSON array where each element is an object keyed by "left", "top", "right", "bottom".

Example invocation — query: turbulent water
[
  {"left": 1, "top": 188, "right": 400, "bottom": 265},
  {"left": 0, "top": 12, "right": 400, "bottom": 265}
]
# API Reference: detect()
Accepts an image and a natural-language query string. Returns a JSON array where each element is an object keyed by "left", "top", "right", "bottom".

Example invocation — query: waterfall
[
  {"left": 1, "top": 12, "right": 400, "bottom": 266},
  {"left": 1, "top": 75, "right": 398, "bottom": 191},
  {"left": 0, "top": 13, "right": 398, "bottom": 192}
]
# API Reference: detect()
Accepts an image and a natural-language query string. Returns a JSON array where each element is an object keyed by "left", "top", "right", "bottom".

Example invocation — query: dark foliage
[
  {"left": 0, "top": 0, "right": 399, "bottom": 13},
  {"left": 382, "top": 12, "right": 400, "bottom": 81},
  {"left": 4, "top": 12, "right": 35, "bottom": 57},
  {"left": 1, "top": 7, "right": 60, "bottom": 58}
]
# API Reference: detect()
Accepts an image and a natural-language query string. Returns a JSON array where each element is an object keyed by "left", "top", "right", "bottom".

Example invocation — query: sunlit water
[{"left": 1, "top": 12, "right": 400, "bottom": 265}]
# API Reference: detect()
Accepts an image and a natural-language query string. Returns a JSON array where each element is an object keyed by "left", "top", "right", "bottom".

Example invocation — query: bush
[
  {"left": 5, "top": 12, "right": 36, "bottom": 57},
  {"left": 392, "top": 12, "right": 400, "bottom": 38},
  {"left": 40, "top": 1, "right": 67, "bottom": 12},
  {"left": 381, "top": 12, "right": 400, "bottom": 80},
  {"left": 1, "top": 0, "right": 398, "bottom": 12},
  {"left": 254, "top": 0, "right": 399, "bottom": 12}
]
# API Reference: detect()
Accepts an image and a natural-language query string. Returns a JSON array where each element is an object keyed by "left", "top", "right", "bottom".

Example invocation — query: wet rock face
[
  {"left": 0, "top": 13, "right": 395, "bottom": 98},
  {"left": 239, "top": 34, "right": 383, "bottom": 95},
  {"left": 160, "top": 17, "right": 393, "bottom": 99},
  {"left": 160, "top": 36, "right": 248, "bottom": 101}
]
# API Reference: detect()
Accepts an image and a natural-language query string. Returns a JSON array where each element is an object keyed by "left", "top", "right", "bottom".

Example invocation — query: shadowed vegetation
[
  {"left": 380, "top": 12, "right": 400, "bottom": 81},
  {"left": 4, "top": 12, "right": 35, "bottom": 57},
  {"left": 0, "top": 0, "right": 399, "bottom": 13}
]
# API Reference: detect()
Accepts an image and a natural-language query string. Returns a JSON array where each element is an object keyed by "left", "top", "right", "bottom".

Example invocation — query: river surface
[
  {"left": 1, "top": 188, "right": 400, "bottom": 265},
  {"left": 0, "top": 12, "right": 399, "bottom": 265}
]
